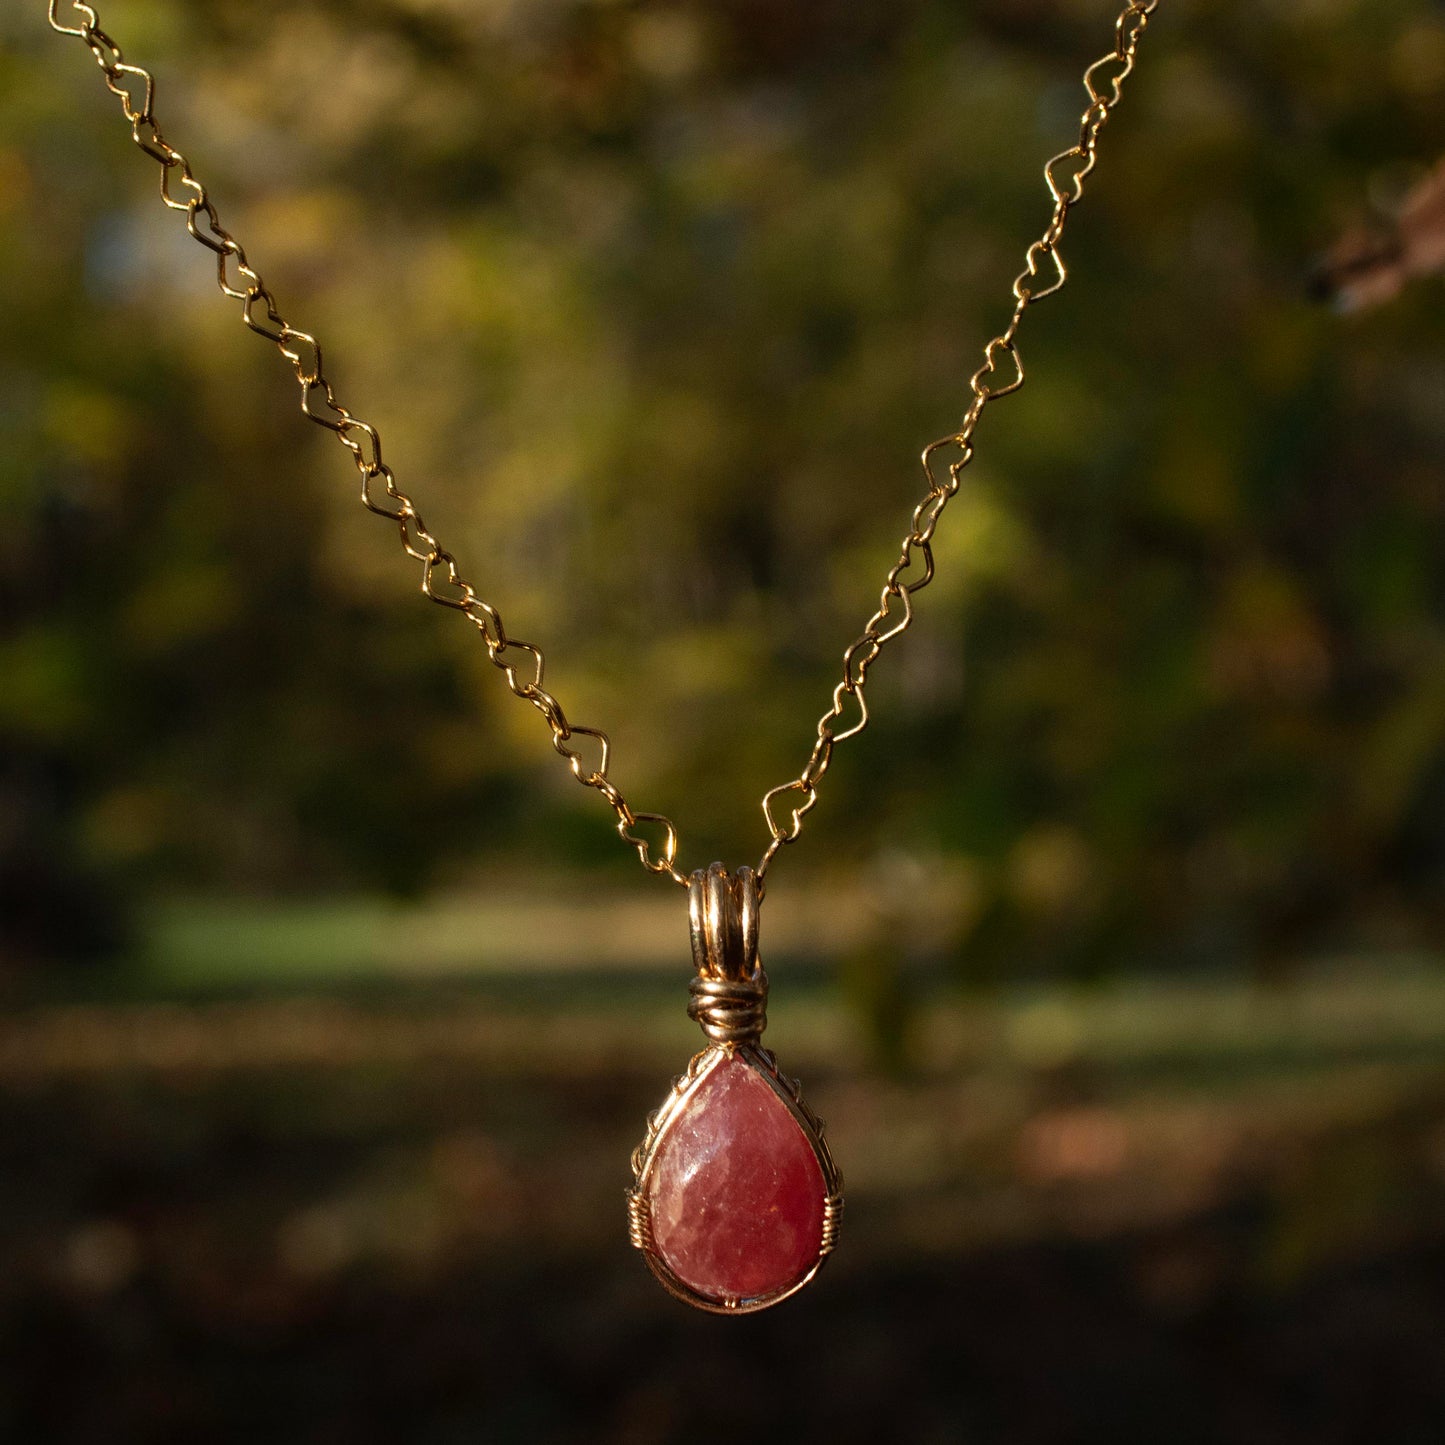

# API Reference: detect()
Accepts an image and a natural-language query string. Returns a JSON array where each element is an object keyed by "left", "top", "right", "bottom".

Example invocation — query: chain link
[{"left": 47, "top": 0, "right": 1155, "bottom": 894}]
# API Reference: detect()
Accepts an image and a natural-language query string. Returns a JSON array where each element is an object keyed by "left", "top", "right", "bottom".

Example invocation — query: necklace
[{"left": 48, "top": 0, "right": 1157, "bottom": 1313}]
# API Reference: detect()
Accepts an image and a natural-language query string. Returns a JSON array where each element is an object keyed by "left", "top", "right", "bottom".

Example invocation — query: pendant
[{"left": 628, "top": 863, "right": 843, "bottom": 1313}]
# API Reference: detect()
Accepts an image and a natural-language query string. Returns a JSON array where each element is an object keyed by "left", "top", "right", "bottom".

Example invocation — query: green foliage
[{"left": 3, "top": 0, "right": 1445, "bottom": 971}]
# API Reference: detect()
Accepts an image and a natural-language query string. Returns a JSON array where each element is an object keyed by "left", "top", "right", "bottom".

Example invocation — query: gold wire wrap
[
  {"left": 46, "top": 0, "right": 1156, "bottom": 892},
  {"left": 820, "top": 1194, "right": 844, "bottom": 1256},
  {"left": 687, "top": 975, "right": 768, "bottom": 1047},
  {"left": 627, "top": 1042, "right": 843, "bottom": 1310},
  {"left": 686, "top": 864, "right": 768, "bottom": 1045},
  {"left": 626, "top": 1190, "right": 653, "bottom": 1253}
]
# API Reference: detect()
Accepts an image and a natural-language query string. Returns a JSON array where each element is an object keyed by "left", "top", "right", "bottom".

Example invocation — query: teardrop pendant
[{"left": 627, "top": 864, "right": 842, "bottom": 1313}]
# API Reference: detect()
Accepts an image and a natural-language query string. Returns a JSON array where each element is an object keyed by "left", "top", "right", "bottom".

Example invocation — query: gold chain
[
  {"left": 47, "top": 0, "right": 1156, "bottom": 894},
  {"left": 755, "top": 4, "right": 1157, "bottom": 882}
]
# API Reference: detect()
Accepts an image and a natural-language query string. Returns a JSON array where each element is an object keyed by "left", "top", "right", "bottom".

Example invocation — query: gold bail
[{"left": 687, "top": 863, "right": 767, "bottom": 1044}]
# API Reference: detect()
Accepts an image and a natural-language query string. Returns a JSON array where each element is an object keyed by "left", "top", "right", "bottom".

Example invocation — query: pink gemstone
[{"left": 645, "top": 1052, "right": 826, "bottom": 1303}]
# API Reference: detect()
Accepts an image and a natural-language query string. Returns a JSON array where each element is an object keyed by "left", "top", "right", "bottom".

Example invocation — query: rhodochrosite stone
[{"left": 645, "top": 1052, "right": 826, "bottom": 1302}]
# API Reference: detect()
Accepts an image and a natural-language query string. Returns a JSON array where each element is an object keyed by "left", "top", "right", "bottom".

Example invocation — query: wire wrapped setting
[{"left": 687, "top": 863, "right": 767, "bottom": 1045}]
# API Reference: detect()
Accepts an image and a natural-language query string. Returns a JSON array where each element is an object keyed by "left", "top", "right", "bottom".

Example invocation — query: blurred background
[{"left": 3, "top": 0, "right": 1445, "bottom": 1438}]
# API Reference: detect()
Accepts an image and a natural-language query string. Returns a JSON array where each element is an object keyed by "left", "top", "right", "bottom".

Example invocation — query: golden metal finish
[
  {"left": 626, "top": 1042, "right": 843, "bottom": 1315},
  {"left": 46, "top": 0, "right": 1157, "bottom": 892},
  {"left": 686, "top": 863, "right": 767, "bottom": 1045}
]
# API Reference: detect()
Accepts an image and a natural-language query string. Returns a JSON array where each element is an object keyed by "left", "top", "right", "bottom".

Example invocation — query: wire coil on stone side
[
  {"left": 687, "top": 863, "right": 768, "bottom": 1046},
  {"left": 820, "top": 1195, "right": 844, "bottom": 1255},
  {"left": 626, "top": 1190, "right": 653, "bottom": 1251}
]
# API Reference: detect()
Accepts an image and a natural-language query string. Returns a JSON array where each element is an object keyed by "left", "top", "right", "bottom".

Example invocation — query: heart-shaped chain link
[
  {"left": 970, "top": 337, "right": 1024, "bottom": 401},
  {"left": 422, "top": 552, "right": 474, "bottom": 611},
  {"left": 48, "top": 2, "right": 98, "bottom": 38},
  {"left": 1013, "top": 241, "right": 1067, "bottom": 304},
  {"left": 555, "top": 726, "right": 611, "bottom": 787},
  {"left": 241, "top": 286, "right": 286, "bottom": 345},
  {"left": 617, "top": 812, "right": 682, "bottom": 883}
]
